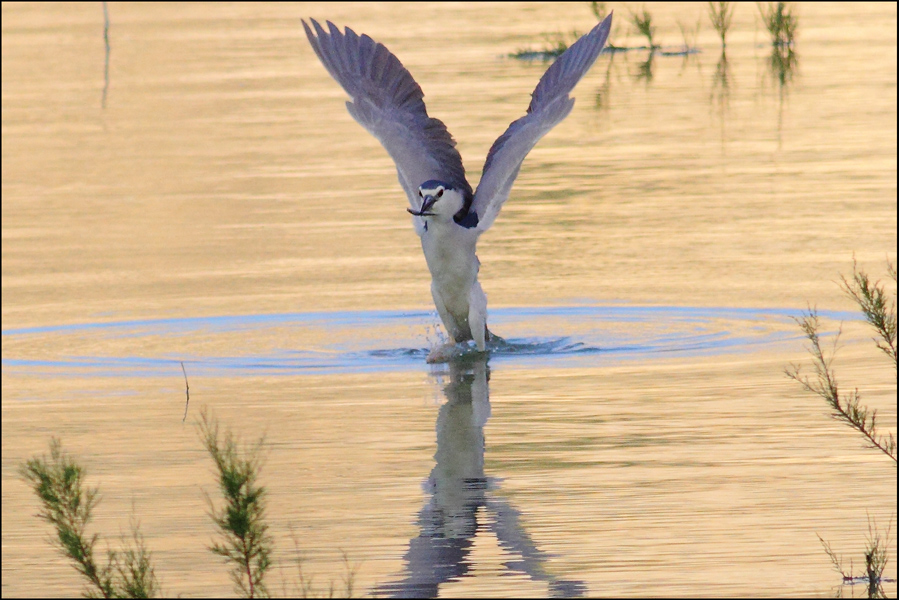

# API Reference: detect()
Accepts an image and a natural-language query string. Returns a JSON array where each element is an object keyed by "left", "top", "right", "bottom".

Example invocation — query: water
[
  {"left": 2, "top": 306, "right": 860, "bottom": 377},
  {"left": 2, "top": 2, "right": 896, "bottom": 597}
]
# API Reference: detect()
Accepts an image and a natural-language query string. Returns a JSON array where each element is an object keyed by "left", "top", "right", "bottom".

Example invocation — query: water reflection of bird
[
  {"left": 304, "top": 15, "right": 612, "bottom": 362},
  {"left": 375, "top": 354, "right": 586, "bottom": 598}
]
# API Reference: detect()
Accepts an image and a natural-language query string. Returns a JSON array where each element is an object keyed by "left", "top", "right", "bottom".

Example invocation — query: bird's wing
[
  {"left": 471, "top": 13, "right": 612, "bottom": 233},
  {"left": 303, "top": 19, "right": 472, "bottom": 210}
]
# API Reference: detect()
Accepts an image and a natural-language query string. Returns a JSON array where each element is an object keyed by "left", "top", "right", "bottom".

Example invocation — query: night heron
[{"left": 303, "top": 14, "right": 613, "bottom": 361}]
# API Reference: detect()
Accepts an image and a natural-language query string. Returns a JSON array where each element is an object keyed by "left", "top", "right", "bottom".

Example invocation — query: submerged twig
[{"left": 181, "top": 361, "right": 190, "bottom": 423}]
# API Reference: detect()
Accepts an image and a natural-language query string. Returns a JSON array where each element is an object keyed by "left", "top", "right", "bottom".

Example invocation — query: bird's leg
[
  {"left": 468, "top": 282, "right": 488, "bottom": 352},
  {"left": 427, "top": 283, "right": 460, "bottom": 363},
  {"left": 430, "top": 283, "right": 457, "bottom": 342}
]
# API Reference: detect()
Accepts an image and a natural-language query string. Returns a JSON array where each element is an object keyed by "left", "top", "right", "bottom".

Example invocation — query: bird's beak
[{"left": 407, "top": 194, "right": 437, "bottom": 216}]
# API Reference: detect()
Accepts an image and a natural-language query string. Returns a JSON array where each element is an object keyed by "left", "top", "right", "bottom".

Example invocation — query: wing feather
[
  {"left": 471, "top": 13, "right": 613, "bottom": 233},
  {"left": 303, "top": 19, "right": 473, "bottom": 209}
]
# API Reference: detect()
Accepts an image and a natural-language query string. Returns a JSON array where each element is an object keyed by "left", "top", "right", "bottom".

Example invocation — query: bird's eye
[
  {"left": 437, "top": 189, "right": 444, "bottom": 198},
  {"left": 418, "top": 190, "right": 423, "bottom": 197}
]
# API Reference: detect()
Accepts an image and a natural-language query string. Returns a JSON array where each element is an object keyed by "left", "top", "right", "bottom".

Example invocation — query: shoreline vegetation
[
  {"left": 20, "top": 408, "right": 358, "bottom": 598},
  {"left": 786, "top": 259, "right": 897, "bottom": 598}
]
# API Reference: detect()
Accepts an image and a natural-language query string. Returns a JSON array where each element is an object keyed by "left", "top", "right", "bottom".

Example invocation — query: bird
[{"left": 303, "top": 13, "right": 613, "bottom": 362}]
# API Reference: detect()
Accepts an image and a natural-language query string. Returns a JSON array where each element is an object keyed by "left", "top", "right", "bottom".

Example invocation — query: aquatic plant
[
  {"left": 515, "top": 3, "right": 706, "bottom": 61},
  {"left": 676, "top": 17, "right": 702, "bottom": 54},
  {"left": 708, "top": 2, "right": 735, "bottom": 47},
  {"left": 21, "top": 412, "right": 358, "bottom": 598},
  {"left": 785, "top": 261, "right": 897, "bottom": 463},
  {"left": 785, "top": 309, "right": 896, "bottom": 462},
  {"left": 818, "top": 515, "right": 893, "bottom": 599},
  {"left": 758, "top": 2, "right": 798, "bottom": 47},
  {"left": 19, "top": 438, "right": 160, "bottom": 598},
  {"left": 511, "top": 28, "right": 579, "bottom": 60},
  {"left": 199, "top": 408, "right": 274, "bottom": 598},
  {"left": 512, "top": 2, "right": 609, "bottom": 62},
  {"left": 786, "top": 259, "right": 897, "bottom": 596},
  {"left": 629, "top": 5, "right": 658, "bottom": 50},
  {"left": 840, "top": 259, "right": 897, "bottom": 370}
]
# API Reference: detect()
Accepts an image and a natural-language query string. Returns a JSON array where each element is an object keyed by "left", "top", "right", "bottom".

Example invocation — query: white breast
[{"left": 421, "top": 222, "right": 479, "bottom": 317}]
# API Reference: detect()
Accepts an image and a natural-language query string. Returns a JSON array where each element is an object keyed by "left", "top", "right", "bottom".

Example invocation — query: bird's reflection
[{"left": 375, "top": 354, "right": 585, "bottom": 598}]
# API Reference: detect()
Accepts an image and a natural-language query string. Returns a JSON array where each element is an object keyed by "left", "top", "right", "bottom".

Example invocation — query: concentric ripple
[{"left": 1, "top": 305, "right": 856, "bottom": 377}]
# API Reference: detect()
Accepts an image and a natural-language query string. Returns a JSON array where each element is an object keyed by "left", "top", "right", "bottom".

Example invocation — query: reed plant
[
  {"left": 629, "top": 5, "right": 658, "bottom": 50},
  {"left": 676, "top": 18, "right": 701, "bottom": 54},
  {"left": 511, "top": 2, "right": 610, "bottom": 60},
  {"left": 708, "top": 2, "right": 735, "bottom": 47},
  {"left": 758, "top": 2, "right": 798, "bottom": 47},
  {"left": 511, "top": 28, "right": 578, "bottom": 60}
]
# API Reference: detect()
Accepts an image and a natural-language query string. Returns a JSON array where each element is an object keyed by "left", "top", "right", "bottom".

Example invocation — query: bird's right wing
[
  {"left": 471, "top": 13, "right": 612, "bottom": 233},
  {"left": 303, "top": 19, "right": 472, "bottom": 211}
]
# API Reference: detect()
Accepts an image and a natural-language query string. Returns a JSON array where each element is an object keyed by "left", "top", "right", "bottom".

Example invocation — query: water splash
[{"left": 2, "top": 305, "right": 858, "bottom": 377}]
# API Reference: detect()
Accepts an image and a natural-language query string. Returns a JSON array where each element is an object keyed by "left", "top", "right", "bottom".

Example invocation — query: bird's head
[{"left": 408, "top": 180, "right": 466, "bottom": 223}]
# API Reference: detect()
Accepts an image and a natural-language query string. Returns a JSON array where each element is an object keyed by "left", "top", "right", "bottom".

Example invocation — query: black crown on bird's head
[{"left": 412, "top": 180, "right": 477, "bottom": 228}]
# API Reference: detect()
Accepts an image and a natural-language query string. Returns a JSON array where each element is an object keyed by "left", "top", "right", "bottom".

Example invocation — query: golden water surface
[{"left": 3, "top": 2, "right": 896, "bottom": 597}]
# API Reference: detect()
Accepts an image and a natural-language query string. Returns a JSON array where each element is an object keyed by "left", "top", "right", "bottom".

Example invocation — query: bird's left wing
[
  {"left": 303, "top": 19, "right": 472, "bottom": 210},
  {"left": 471, "top": 13, "right": 612, "bottom": 233}
]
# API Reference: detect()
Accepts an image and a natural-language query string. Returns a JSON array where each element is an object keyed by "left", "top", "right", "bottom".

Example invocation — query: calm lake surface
[{"left": 2, "top": 2, "right": 896, "bottom": 597}]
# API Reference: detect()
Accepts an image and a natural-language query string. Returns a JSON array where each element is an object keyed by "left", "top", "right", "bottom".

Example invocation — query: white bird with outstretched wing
[{"left": 304, "top": 14, "right": 613, "bottom": 361}]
